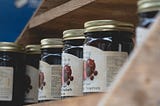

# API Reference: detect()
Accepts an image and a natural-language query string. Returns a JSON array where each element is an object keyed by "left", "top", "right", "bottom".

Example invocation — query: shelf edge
[
  {"left": 29, "top": 0, "right": 95, "bottom": 28},
  {"left": 15, "top": 0, "right": 45, "bottom": 44}
]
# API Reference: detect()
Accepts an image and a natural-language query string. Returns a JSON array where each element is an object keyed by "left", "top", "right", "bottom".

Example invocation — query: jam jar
[
  {"left": 136, "top": 0, "right": 160, "bottom": 45},
  {"left": 39, "top": 38, "right": 63, "bottom": 101},
  {"left": 83, "top": 20, "right": 134, "bottom": 93},
  {"left": 61, "top": 29, "right": 85, "bottom": 97},
  {"left": 0, "top": 42, "right": 25, "bottom": 106},
  {"left": 24, "top": 45, "right": 41, "bottom": 104}
]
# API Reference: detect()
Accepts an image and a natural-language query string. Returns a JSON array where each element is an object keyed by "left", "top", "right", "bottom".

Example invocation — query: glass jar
[
  {"left": 61, "top": 29, "right": 85, "bottom": 97},
  {"left": 25, "top": 45, "right": 41, "bottom": 69},
  {"left": 24, "top": 45, "right": 41, "bottom": 104},
  {"left": 136, "top": 0, "right": 160, "bottom": 45},
  {"left": 39, "top": 38, "right": 63, "bottom": 101},
  {"left": 0, "top": 42, "right": 25, "bottom": 106},
  {"left": 83, "top": 20, "right": 134, "bottom": 93}
]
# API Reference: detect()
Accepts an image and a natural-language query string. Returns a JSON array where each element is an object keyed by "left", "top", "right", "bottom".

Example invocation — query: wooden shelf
[
  {"left": 26, "top": 93, "right": 105, "bottom": 106},
  {"left": 16, "top": 0, "right": 138, "bottom": 46}
]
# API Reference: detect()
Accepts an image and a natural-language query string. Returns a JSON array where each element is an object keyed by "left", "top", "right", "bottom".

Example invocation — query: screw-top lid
[
  {"left": 41, "top": 38, "right": 63, "bottom": 49},
  {"left": 138, "top": 0, "right": 160, "bottom": 13},
  {"left": 0, "top": 42, "right": 24, "bottom": 52},
  {"left": 63, "top": 29, "right": 85, "bottom": 41},
  {"left": 25, "top": 45, "right": 41, "bottom": 54},
  {"left": 84, "top": 20, "right": 134, "bottom": 33}
]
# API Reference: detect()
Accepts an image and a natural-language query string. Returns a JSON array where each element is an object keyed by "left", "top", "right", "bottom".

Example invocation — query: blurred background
[{"left": 0, "top": 0, "right": 41, "bottom": 42}]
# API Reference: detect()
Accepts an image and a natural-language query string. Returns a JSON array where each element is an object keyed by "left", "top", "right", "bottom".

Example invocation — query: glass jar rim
[
  {"left": 84, "top": 20, "right": 134, "bottom": 33},
  {"left": 63, "top": 29, "right": 85, "bottom": 41},
  {"left": 0, "top": 42, "right": 24, "bottom": 52},
  {"left": 41, "top": 38, "right": 63, "bottom": 49},
  {"left": 138, "top": 0, "right": 160, "bottom": 13}
]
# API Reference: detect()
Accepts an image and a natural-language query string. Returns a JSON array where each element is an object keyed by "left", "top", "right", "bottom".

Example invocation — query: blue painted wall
[{"left": 0, "top": 0, "right": 41, "bottom": 42}]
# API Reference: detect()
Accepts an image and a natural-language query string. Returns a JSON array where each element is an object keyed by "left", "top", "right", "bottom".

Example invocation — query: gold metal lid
[
  {"left": 25, "top": 45, "right": 41, "bottom": 54},
  {"left": 41, "top": 38, "right": 63, "bottom": 49},
  {"left": 0, "top": 42, "right": 24, "bottom": 52},
  {"left": 138, "top": 0, "right": 160, "bottom": 13},
  {"left": 84, "top": 20, "right": 134, "bottom": 33},
  {"left": 63, "top": 29, "right": 85, "bottom": 41}
]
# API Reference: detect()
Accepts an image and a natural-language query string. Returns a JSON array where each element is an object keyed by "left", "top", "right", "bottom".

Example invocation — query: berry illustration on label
[
  {"left": 62, "top": 65, "right": 74, "bottom": 86},
  {"left": 84, "top": 58, "right": 98, "bottom": 80},
  {"left": 24, "top": 75, "right": 32, "bottom": 94},
  {"left": 39, "top": 72, "right": 46, "bottom": 90}
]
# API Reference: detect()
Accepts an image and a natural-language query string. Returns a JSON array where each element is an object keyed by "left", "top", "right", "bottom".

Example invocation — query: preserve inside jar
[
  {"left": 0, "top": 42, "right": 25, "bottom": 106},
  {"left": 63, "top": 29, "right": 85, "bottom": 58},
  {"left": 84, "top": 31, "right": 134, "bottom": 54},
  {"left": 61, "top": 29, "right": 85, "bottom": 97},
  {"left": 41, "top": 48, "right": 62, "bottom": 65},
  {"left": 83, "top": 20, "right": 134, "bottom": 93},
  {"left": 39, "top": 38, "right": 63, "bottom": 101},
  {"left": 136, "top": 0, "right": 160, "bottom": 45}
]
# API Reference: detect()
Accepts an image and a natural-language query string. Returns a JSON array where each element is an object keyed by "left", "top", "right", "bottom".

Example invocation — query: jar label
[
  {"left": 83, "top": 46, "right": 128, "bottom": 92},
  {"left": 136, "top": 27, "right": 149, "bottom": 46},
  {"left": 61, "top": 53, "right": 83, "bottom": 97},
  {"left": 38, "top": 61, "right": 61, "bottom": 100},
  {"left": 24, "top": 65, "right": 39, "bottom": 103},
  {"left": 0, "top": 67, "right": 13, "bottom": 101}
]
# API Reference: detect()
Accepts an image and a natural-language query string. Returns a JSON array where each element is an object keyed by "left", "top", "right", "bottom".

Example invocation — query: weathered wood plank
[
  {"left": 29, "top": 0, "right": 94, "bottom": 28},
  {"left": 35, "top": 0, "right": 70, "bottom": 16}
]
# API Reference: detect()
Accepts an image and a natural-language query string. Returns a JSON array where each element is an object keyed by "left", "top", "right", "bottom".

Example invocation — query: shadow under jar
[
  {"left": 24, "top": 45, "right": 41, "bottom": 104},
  {"left": 38, "top": 38, "right": 63, "bottom": 101},
  {"left": 136, "top": 0, "right": 160, "bottom": 45},
  {"left": 0, "top": 42, "right": 25, "bottom": 106},
  {"left": 83, "top": 20, "right": 134, "bottom": 94},
  {"left": 61, "top": 29, "right": 85, "bottom": 98}
]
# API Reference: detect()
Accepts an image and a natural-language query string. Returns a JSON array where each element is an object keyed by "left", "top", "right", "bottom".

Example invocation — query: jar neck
[
  {"left": 41, "top": 48, "right": 62, "bottom": 54},
  {"left": 85, "top": 31, "right": 133, "bottom": 40},
  {"left": 138, "top": 10, "right": 159, "bottom": 28},
  {"left": 64, "top": 39, "right": 84, "bottom": 45},
  {"left": 41, "top": 48, "right": 62, "bottom": 65},
  {"left": 84, "top": 31, "right": 134, "bottom": 54},
  {"left": 63, "top": 39, "right": 84, "bottom": 58},
  {"left": 26, "top": 53, "right": 40, "bottom": 69}
]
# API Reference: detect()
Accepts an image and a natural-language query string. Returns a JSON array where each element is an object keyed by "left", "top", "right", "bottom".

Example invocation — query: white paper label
[
  {"left": 61, "top": 53, "right": 83, "bottom": 96},
  {"left": 136, "top": 27, "right": 149, "bottom": 46},
  {"left": 38, "top": 61, "right": 61, "bottom": 100},
  {"left": 105, "top": 52, "right": 128, "bottom": 87},
  {"left": 25, "top": 65, "right": 39, "bottom": 103},
  {"left": 50, "top": 65, "right": 62, "bottom": 99},
  {"left": 83, "top": 46, "right": 128, "bottom": 92},
  {"left": 0, "top": 67, "right": 13, "bottom": 101}
]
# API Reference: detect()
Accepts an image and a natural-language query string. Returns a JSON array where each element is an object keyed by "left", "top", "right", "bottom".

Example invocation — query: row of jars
[
  {"left": 0, "top": 0, "right": 159, "bottom": 105},
  {"left": 0, "top": 20, "right": 134, "bottom": 106},
  {"left": 28, "top": 22, "right": 134, "bottom": 103}
]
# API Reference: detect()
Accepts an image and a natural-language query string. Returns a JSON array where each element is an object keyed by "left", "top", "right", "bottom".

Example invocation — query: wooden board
[
  {"left": 25, "top": 93, "right": 105, "bottom": 106},
  {"left": 99, "top": 15, "right": 160, "bottom": 106},
  {"left": 35, "top": 0, "right": 70, "bottom": 16},
  {"left": 16, "top": 0, "right": 138, "bottom": 46}
]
